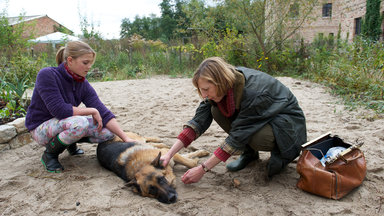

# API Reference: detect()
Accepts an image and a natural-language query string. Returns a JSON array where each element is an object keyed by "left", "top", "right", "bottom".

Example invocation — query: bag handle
[
  {"left": 338, "top": 153, "right": 363, "bottom": 164},
  {"left": 305, "top": 147, "right": 325, "bottom": 158},
  {"left": 325, "top": 141, "right": 364, "bottom": 165}
]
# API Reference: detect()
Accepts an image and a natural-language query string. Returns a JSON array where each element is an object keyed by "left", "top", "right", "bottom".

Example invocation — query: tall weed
[{"left": 305, "top": 36, "right": 383, "bottom": 113}]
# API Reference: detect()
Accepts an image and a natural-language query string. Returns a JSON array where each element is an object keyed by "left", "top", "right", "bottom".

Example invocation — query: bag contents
[{"left": 320, "top": 146, "right": 347, "bottom": 166}]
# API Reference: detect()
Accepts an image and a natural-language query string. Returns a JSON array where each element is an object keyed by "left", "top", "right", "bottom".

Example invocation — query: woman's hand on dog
[
  {"left": 160, "top": 154, "right": 171, "bottom": 167},
  {"left": 181, "top": 165, "right": 205, "bottom": 184},
  {"left": 160, "top": 139, "right": 184, "bottom": 167}
]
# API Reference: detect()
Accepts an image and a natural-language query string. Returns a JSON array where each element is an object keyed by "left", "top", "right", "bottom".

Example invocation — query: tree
[
  {"left": 120, "top": 14, "right": 161, "bottom": 40},
  {"left": 120, "top": 0, "right": 190, "bottom": 43},
  {"left": 0, "top": 12, "right": 32, "bottom": 59},
  {"left": 78, "top": 12, "right": 102, "bottom": 40},
  {"left": 173, "top": 0, "right": 190, "bottom": 39},
  {"left": 362, "top": 0, "right": 382, "bottom": 41},
  {"left": 182, "top": 0, "right": 219, "bottom": 41},
  {"left": 159, "top": 0, "right": 177, "bottom": 41},
  {"left": 184, "top": 0, "right": 318, "bottom": 71}
]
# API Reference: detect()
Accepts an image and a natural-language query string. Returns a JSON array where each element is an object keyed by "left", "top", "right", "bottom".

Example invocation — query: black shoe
[
  {"left": 266, "top": 156, "right": 284, "bottom": 178},
  {"left": 226, "top": 151, "right": 260, "bottom": 172},
  {"left": 41, "top": 135, "right": 69, "bottom": 173},
  {"left": 67, "top": 143, "right": 84, "bottom": 155},
  {"left": 41, "top": 152, "right": 63, "bottom": 172},
  {"left": 266, "top": 150, "right": 290, "bottom": 178}
]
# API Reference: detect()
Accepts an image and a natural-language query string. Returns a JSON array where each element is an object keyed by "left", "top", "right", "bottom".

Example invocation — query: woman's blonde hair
[
  {"left": 192, "top": 57, "right": 236, "bottom": 98},
  {"left": 55, "top": 41, "right": 96, "bottom": 66}
]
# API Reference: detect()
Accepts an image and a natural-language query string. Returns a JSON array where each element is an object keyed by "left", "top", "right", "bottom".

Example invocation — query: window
[
  {"left": 322, "top": 3, "right": 332, "bottom": 17},
  {"left": 380, "top": 11, "right": 384, "bottom": 40},
  {"left": 316, "top": 33, "right": 324, "bottom": 41},
  {"left": 382, "top": 11, "right": 384, "bottom": 39},
  {"left": 289, "top": 3, "right": 299, "bottom": 18},
  {"left": 355, "top": 17, "right": 362, "bottom": 35}
]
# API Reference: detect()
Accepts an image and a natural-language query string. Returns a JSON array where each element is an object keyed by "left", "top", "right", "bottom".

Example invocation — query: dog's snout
[
  {"left": 168, "top": 192, "right": 177, "bottom": 203},
  {"left": 158, "top": 190, "right": 178, "bottom": 204}
]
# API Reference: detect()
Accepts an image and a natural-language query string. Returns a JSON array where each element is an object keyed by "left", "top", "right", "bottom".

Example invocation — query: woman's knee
[
  {"left": 64, "top": 116, "right": 90, "bottom": 136},
  {"left": 249, "top": 124, "right": 275, "bottom": 152},
  {"left": 211, "top": 106, "right": 231, "bottom": 133},
  {"left": 104, "top": 130, "right": 115, "bottom": 141},
  {"left": 89, "top": 129, "right": 115, "bottom": 143}
]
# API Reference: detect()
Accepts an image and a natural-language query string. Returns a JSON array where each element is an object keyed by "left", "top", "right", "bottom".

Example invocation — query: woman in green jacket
[{"left": 161, "top": 57, "right": 307, "bottom": 184}]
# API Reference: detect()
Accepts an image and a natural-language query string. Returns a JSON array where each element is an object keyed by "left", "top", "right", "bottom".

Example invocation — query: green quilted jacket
[{"left": 185, "top": 67, "right": 307, "bottom": 163}]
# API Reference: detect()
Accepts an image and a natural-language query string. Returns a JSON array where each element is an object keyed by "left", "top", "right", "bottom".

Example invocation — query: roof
[
  {"left": 29, "top": 32, "right": 80, "bottom": 44},
  {"left": 7, "top": 15, "right": 46, "bottom": 26},
  {"left": 7, "top": 14, "right": 72, "bottom": 34}
]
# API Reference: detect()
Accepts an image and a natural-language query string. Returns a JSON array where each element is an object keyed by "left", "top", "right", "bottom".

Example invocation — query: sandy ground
[{"left": 1, "top": 76, "right": 383, "bottom": 216}]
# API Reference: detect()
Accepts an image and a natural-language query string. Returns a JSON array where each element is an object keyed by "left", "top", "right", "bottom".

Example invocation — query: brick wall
[
  {"left": 299, "top": 0, "right": 384, "bottom": 42},
  {"left": 20, "top": 15, "right": 67, "bottom": 38}
]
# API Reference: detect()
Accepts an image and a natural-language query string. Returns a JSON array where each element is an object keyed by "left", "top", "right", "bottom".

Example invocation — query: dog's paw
[
  {"left": 195, "top": 149, "right": 210, "bottom": 157},
  {"left": 148, "top": 143, "right": 169, "bottom": 149}
]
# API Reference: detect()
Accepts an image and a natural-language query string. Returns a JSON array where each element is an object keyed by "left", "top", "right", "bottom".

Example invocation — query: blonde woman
[
  {"left": 161, "top": 57, "right": 307, "bottom": 183},
  {"left": 25, "top": 41, "right": 135, "bottom": 173}
]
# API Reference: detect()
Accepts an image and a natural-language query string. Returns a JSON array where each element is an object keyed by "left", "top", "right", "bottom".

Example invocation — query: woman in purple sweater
[{"left": 25, "top": 41, "right": 136, "bottom": 173}]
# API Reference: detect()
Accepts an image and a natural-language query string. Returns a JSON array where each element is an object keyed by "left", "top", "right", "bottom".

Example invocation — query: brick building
[
  {"left": 296, "top": 0, "right": 384, "bottom": 42},
  {"left": 8, "top": 15, "right": 74, "bottom": 53},
  {"left": 8, "top": 14, "right": 72, "bottom": 38}
]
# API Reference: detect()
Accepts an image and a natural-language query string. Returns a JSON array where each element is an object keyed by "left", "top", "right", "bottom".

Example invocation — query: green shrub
[
  {"left": 0, "top": 75, "right": 30, "bottom": 124},
  {"left": 304, "top": 36, "right": 384, "bottom": 113}
]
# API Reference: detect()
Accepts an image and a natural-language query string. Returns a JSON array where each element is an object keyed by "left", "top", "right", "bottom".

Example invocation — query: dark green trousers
[{"left": 211, "top": 106, "right": 275, "bottom": 152}]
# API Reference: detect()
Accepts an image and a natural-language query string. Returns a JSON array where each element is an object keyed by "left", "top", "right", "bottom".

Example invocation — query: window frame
[
  {"left": 322, "top": 3, "right": 332, "bottom": 18},
  {"left": 355, "top": 17, "right": 362, "bottom": 36}
]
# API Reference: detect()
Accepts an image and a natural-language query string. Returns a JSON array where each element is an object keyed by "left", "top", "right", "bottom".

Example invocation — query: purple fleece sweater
[{"left": 25, "top": 63, "right": 115, "bottom": 131}]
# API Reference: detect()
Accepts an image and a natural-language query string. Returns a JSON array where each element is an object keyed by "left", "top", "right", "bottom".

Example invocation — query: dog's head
[{"left": 126, "top": 152, "right": 178, "bottom": 204}]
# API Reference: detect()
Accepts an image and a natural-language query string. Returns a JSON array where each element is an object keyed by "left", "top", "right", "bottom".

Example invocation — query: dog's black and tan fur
[{"left": 96, "top": 132, "right": 208, "bottom": 204}]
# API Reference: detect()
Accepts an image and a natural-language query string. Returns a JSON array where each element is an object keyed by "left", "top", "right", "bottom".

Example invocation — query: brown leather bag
[{"left": 296, "top": 132, "right": 366, "bottom": 200}]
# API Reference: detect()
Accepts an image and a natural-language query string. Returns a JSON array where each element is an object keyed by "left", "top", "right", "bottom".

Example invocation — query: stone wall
[{"left": 0, "top": 117, "right": 34, "bottom": 151}]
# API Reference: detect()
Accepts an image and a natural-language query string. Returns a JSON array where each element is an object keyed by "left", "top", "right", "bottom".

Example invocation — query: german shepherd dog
[{"left": 96, "top": 132, "right": 209, "bottom": 204}]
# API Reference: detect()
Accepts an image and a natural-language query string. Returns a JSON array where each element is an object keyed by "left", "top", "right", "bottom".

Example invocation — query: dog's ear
[
  {"left": 151, "top": 152, "right": 164, "bottom": 169},
  {"left": 126, "top": 179, "right": 141, "bottom": 194}
]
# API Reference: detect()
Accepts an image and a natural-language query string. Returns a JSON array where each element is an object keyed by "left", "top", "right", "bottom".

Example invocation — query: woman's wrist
[
  {"left": 73, "top": 106, "right": 98, "bottom": 116},
  {"left": 201, "top": 155, "right": 221, "bottom": 173},
  {"left": 201, "top": 162, "right": 210, "bottom": 173},
  {"left": 164, "top": 152, "right": 173, "bottom": 161},
  {"left": 89, "top": 107, "right": 98, "bottom": 115},
  {"left": 199, "top": 164, "right": 206, "bottom": 174}
]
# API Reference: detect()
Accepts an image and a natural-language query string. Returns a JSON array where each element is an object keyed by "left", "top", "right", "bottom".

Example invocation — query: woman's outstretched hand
[{"left": 181, "top": 165, "right": 205, "bottom": 184}]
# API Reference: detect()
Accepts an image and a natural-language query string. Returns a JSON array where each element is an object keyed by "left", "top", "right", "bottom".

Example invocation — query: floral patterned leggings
[{"left": 30, "top": 116, "right": 115, "bottom": 146}]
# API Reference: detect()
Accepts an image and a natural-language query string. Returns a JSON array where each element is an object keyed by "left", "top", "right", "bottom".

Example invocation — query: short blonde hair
[
  {"left": 192, "top": 57, "right": 236, "bottom": 98},
  {"left": 55, "top": 41, "right": 96, "bottom": 66}
]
